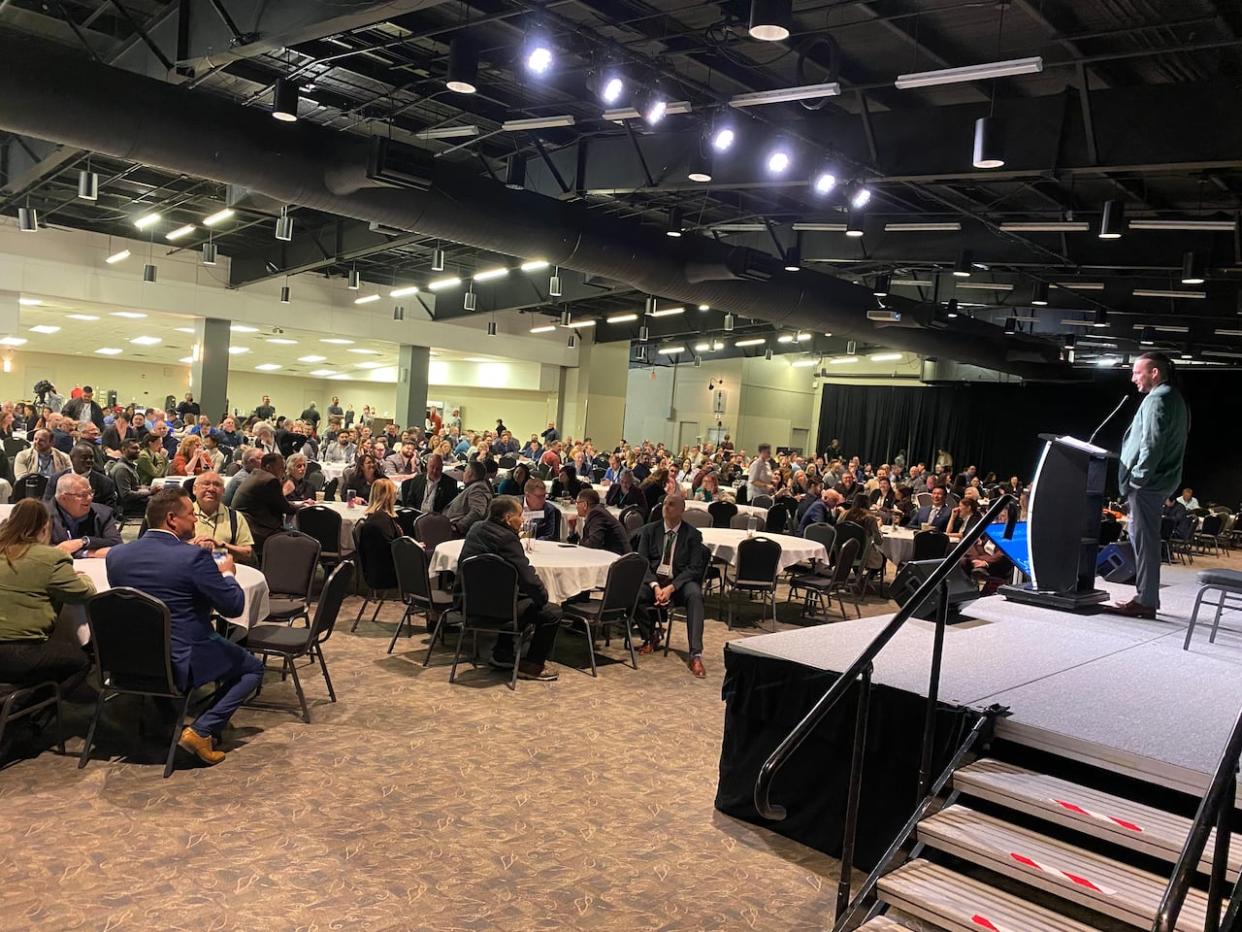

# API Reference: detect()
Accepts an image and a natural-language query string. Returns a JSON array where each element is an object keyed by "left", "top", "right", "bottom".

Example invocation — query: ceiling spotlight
[
  {"left": 143, "top": 263, "right": 157, "bottom": 283},
  {"left": 642, "top": 89, "right": 668, "bottom": 125},
  {"left": 463, "top": 287, "right": 477, "bottom": 311},
  {"left": 1099, "top": 199, "right": 1125, "bottom": 239},
  {"left": 1093, "top": 307, "right": 1109, "bottom": 328},
  {"left": 687, "top": 149, "right": 713, "bottom": 183},
  {"left": 972, "top": 116, "right": 1005, "bottom": 169},
  {"left": 850, "top": 185, "right": 872, "bottom": 209},
  {"left": 1139, "top": 326, "right": 1155, "bottom": 346},
  {"left": 601, "top": 74, "right": 625, "bottom": 105},
  {"left": 275, "top": 206, "right": 293, "bottom": 241},
  {"left": 711, "top": 126, "right": 736, "bottom": 152},
  {"left": 393, "top": 305, "right": 405, "bottom": 321},
  {"left": 487, "top": 320, "right": 497, "bottom": 336},
  {"left": 271, "top": 77, "right": 299, "bottom": 122},
  {"left": 666, "top": 209, "right": 684, "bottom": 238},
  {"left": 201, "top": 242, "right": 217, "bottom": 266},
  {"left": 1030, "top": 281, "right": 1049, "bottom": 305},
  {"left": 1181, "top": 251, "right": 1205, "bottom": 285},
  {"left": 813, "top": 168, "right": 837, "bottom": 195},
  {"left": 505, "top": 157, "right": 526, "bottom": 190},
  {"left": 549, "top": 267, "right": 562, "bottom": 297},
  {"left": 431, "top": 247, "right": 446, "bottom": 272},
  {"left": 77, "top": 169, "right": 99, "bottom": 201},
  {"left": 525, "top": 41, "right": 554, "bottom": 75},
  {"left": 945, "top": 298, "right": 959, "bottom": 319},
  {"left": 347, "top": 268, "right": 360, "bottom": 290},
  {"left": 766, "top": 145, "right": 791, "bottom": 175},
  {"left": 567, "top": 333, "right": 577, "bottom": 349},
  {"left": 783, "top": 246, "right": 801, "bottom": 272},
  {"left": 953, "top": 250, "right": 973, "bottom": 277},
  {"left": 749, "top": 0, "right": 792, "bottom": 41},
  {"left": 446, "top": 35, "right": 479, "bottom": 94},
  {"left": 723, "top": 313, "right": 735, "bottom": 331},
  {"left": 17, "top": 206, "right": 38, "bottom": 232},
  {"left": 845, "top": 209, "right": 865, "bottom": 238},
  {"left": 764, "top": 347, "right": 774, "bottom": 361},
  {"left": 873, "top": 273, "right": 891, "bottom": 297},
  {"left": 280, "top": 285, "right": 290, "bottom": 304}
]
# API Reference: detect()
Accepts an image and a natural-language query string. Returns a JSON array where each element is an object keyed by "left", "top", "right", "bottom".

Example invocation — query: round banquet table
[
  {"left": 0, "top": 503, "right": 14, "bottom": 523},
  {"left": 697, "top": 528, "right": 827, "bottom": 573},
  {"left": 150, "top": 475, "right": 186, "bottom": 490},
  {"left": 881, "top": 527, "right": 916, "bottom": 566},
  {"left": 66, "top": 558, "right": 270, "bottom": 645},
  {"left": 550, "top": 501, "right": 622, "bottom": 541},
  {"left": 429, "top": 538, "right": 619, "bottom": 604},
  {"left": 319, "top": 462, "right": 348, "bottom": 482},
  {"left": 683, "top": 499, "right": 766, "bottom": 521}
]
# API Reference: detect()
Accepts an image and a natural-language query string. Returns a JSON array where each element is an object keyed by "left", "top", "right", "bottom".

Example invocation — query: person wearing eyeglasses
[{"left": 45, "top": 472, "right": 122, "bottom": 559}]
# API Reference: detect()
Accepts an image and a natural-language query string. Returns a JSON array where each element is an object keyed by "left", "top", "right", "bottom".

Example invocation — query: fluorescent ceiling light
[
  {"left": 501, "top": 115, "right": 575, "bottom": 131},
  {"left": 165, "top": 224, "right": 196, "bottom": 241},
  {"left": 347, "top": 348, "right": 382, "bottom": 355},
  {"left": 728, "top": 83, "right": 841, "bottom": 109},
  {"left": 203, "top": 208, "right": 235, "bottom": 226},
  {"left": 105, "top": 249, "right": 131, "bottom": 264},
  {"left": 956, "top": 281, "right": 1014, "bottom": 291},
  {"left": 529, "top": 324, "right": 557, "bottom": 333},
  {"left": 298, "top": 355, "right": 327, "bottom": 363},
  {"left": 1094, "top": 356, "right": 1123, "bottom": 367},
  {"left": 94, "top": 347, "right": 123, "bottom": 355},
  {"left": 390, "top": 285, "right": 419, "bottom": 298},
  {"left": 353, "top": 361, "right": 386, "bottom": 370},
  {"left": 606, "top": 313, "right": 639, "bottom": 324},
  {"left": 870, "top": 353, "right": 903, "bottom": 362},
  {"left": 1061, "top": 319, "right": 1098, "bottom": 327},
  {"left": 255, "top": 363, "right": 282, "bottom": 371},
  {"left": 710, "top": 223, "right": 767, "bottom": 232},
  {"left": 428, "top": 276, "right": 462, "bottom": 291},
  {"left": 896, "top": 56, "right": 1044, "bottom": 89},
  {"left": 650, "top": 306, "right": 684, "bottom": 317},
  {"left": 415, "top": 125, "right": 479, "bottom": 140},
  {"left": 111, "top": 311, "right": 147, "bottom": 319},
  {"left": 891, "top": 279, "right": 932, "bottom": 287},
  {"left": 565, "top": 319, "right": 597, "bottom": 328},
  {"left": 65, "top": 313, "right": 99, "bottom": 321},
  {"left": 777, "top": 334, "right": 795, "bottom": 344},
  {"left": 174, "top": 326, "right": 197, "bottom": 334},
  {"left": 883, "top": 222, "right": 962, "bottom": 232},
  {"left": 1215, "top": 329, "right": 1242, "bottom": 337},
  {"left": 133, "top": 212, "right": 161, "bottom": 230},
  {"left": 791, "top": 358, "right": 819, "bottom": 368},
  {"left": 520, "top": 260, "right": 549, "bottom": 272},
  {"left": 266, "top": 338, "right": 298, "bottom": 345},
  {"left": 230, "top": 324, "right": 258, "bottom": 333},
  {"left": 796, "top": 332, "right": 812, "bottom": 341},
  {"left": 1133, "top": 289, "right": 1205, "bottom": 299},
  {"left": 18, "top": 297, "right": 42, "bottom": 306},
  {"left": 656, "top": 345, "right": 686, "bottom": 355},
  {"left": 309, "top": 368, "right": 337, "bottom": 376},
  {"left": 472, "top": 267, "right": 509, "bottom": 282},
  {"left": 791, "top": 223, "right": 847, "bottom": 232},
  {"left": 228, "top": 346, "right": 249, "bottom": 355},
  {"left": 1129, "top": 219, "right": 1237, "bottom": 232},
  {"left": 735, "top": 338, "right": 766, "bottom": 347},
  {"left": 1131, "top": 323, "right": 1190, "bottom": 333},
  {"left": 603, "top": 101, "right": 692, "bottom": 121},
  {"left": 178, "top": 356, "right": 194, "bottom": 364},
  {"left": 354, "top": 294, "right": 381, "bottom": 305},
  {"left": 829, "top": 356, "right": 860, "bottom": 364},
  {"left": 999, "top": 221, "right": 1090, "bottom": 232},
  {"left": 692, "top": 342, "right": 711, "bottom": 351},
  {"left": 1052, "top": 282, "right": 1105, "bottom": 291},
  {"left": 321, "top": 338, "right": 354, "bottom": 345},
  {"left": 130, "top": 336, "right": 161, "bottom": 345}
]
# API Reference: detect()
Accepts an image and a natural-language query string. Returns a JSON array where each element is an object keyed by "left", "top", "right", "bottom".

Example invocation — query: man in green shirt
[
  {"left": 190, "top": 472, "right": 255, "bottom": 564},
  {"left": 1112, "top": 351, "right": 1189, "bottom": 618}
]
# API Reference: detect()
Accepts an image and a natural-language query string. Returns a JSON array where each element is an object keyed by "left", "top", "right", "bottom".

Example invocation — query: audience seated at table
[
  {"left": 232, "top": 453, "right": 301, "bottom": 557},
  {"left": 223, "top": 446, "right": 260, "bottom": 507},
  {"left": 906, "top": 486, "right": 952, "bottom": 532},
  {"left": 946, "top": 497, "right": 982, "bottom": 538},
  {"left": 605, "top": 470, "right": 646, "bottom": 512},
  {"left": 45, "top": 443, "right": 118, "bottom": 510},
  {"left": 282, "top": 453, "right": 315, "bottom": 502},
  {"left": 0, "top": 499, "right": 95, "bottom": 689},
  {"left": 14, "top": 429, "right": 70, "bottom": 480},
  {"left": 841, "top": 495, "right": 885, "bottom": 573},
  {"left": 549, "top": 464, "right": 585, "bottom": 501},
  {"left": 45, "top": 472, "right": 122, "bottom": 559},
  {"left": 694, "top": 472, "right": 733, "bottom": 503},
  {"left": 403, "top": 453, "right": 457, "bottom": 512},
  {"left": 341, "top": 454, "right": 384, "bottom": 505},
  {"left": 797, "top": 488, "right": 843, "bottom": 534},
  {"left": 356, "top": 479, "right": 401, "bottom": 590},
  {"left": 455, "top": 496, "right": 561, "bottom": 681},
  {"left": 444, "top": 461, "right": 493, "bottom": 536},
  {"left": 191, "top": 472, "right": 255, "bottom": 564},
  {"left": 171, "top": 435, "right": 213, "bottom": 477},
  {"left": 385, "top": 439, "right": 420, "bottom": 477},
  {"left": 521, "top": 479, "right": 561, "bottom": 541},
  {"left": 566, "top": 488, "right": 630, "bottom": 555},
  {"left": 110, "top": 438, "right": 153, "bottom": 517},
  {"left": 322, "top": 429, "right": 356, "bottom": 465},
  {"left": 634, "top": 496, "right": 710, "bottom": 678},
  {"left": 494, "top": 462, "right": 529, "bottom": 497}
]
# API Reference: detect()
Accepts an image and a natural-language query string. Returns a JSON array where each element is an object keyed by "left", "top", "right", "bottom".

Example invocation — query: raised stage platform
[{"left": 715, "top": 563, "right": 1242, "bottom": 865}]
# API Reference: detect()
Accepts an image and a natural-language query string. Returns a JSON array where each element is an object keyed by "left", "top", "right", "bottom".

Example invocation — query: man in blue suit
[
  {"left": 106, "top": 486, "right": 262, "bottom": 767},
  {"left": 906, "top": 485, "right": 952, "bottom": 532}
]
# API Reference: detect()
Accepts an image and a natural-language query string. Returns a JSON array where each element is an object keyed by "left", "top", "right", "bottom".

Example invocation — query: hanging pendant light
[
  {"left": 560, "top": 308, "right": 572, "bottom": 327},
  {"left": 347, "top": 268, "right": 360, "bottom": 290},
  {"left": 463, "top": 285, "right": 477, "bottom": 311},
  {"left": 431, "top": 246, "right": 446, "bottom": 272},
  {"left": 972, "top": 116, "right": 1005, "bottom": 169},
  {"left": 549, "top": 267, "right": 562, "bottom": 297},
  {"left": 272, "top": 77, "right": 300, "bottom": 122},
  {"left": 748, "top": 0, "right": 792, "bottom": 41},
  {"left": 505, "top": 157, "right": 526, "bottom": 191},
  {"left": 17, "top": 206, "right": 38, "bottom": 232},
  {"left": 638, "top": 324, "right": 649, "bottom": 342},
  {"left": 280, "top": 284, "right": 291, "bottom": 304},
  {"left": 1031, "top": 281, "right": 1049, "bottom": 305},
  {"left": 1099, "top": 200, "right": 1125, "bottom": 239},
  {"left": 446, "top": 35, "right": 479, "bottom": 94},
  {"left": 77, "top": 169, "right": 99, "bottom": 201},
  {"left": 487, "top": 319, "right": 497, "bottom": 336},
  {"left": 567, "top": 333, "right": 577, "bottom": 349},
  {"left": 723, "top": 313, "right": 735, "bottom": 331},
  {"left": 1180, "top": 251, "right": 1205, "bottom": 285},
  {"left": 275, "top": 205, "right": 294, "bottom": 241},
  {"left": 201, "top": 242, "right": 218, "bottom": 265},
  {"left": 143, "top": 263, "right": 158, "bottom": 283}
]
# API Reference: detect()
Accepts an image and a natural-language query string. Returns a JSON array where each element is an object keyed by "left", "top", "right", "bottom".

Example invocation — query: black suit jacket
[
  {"left": 568, "top": 505, "right": 631, "bottom": 556},
  {"left": 606, "top": 484, "right": 645, "bottom": 511},
  {"left": 45, "top": 468, "right": 117, "bottom": 509},
  {"left": 456, "top": 517, "right": 548, "bottom": 607},
  {"left": 45, "top": 500, "right": 122, "bottom": 554},
  {"left": 232, "top": 470, "right": 298, "bottom": 546},
  {"left": 634, "top": 520, "right": 709, "bottom": 590},
  {"left": 401, "top": 473, "right": 457, "bottom": 512},
  {"left": 907, "top": 503, "right": 952, "bottom": 532}
]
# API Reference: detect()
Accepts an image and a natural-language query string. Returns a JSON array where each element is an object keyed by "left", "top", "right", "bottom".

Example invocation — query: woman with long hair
[
  {"left": 282, "top": 452, "right": 315, "bottom": 502},
  {"left": 841, "top": 494, "right": 885, "bottom": 571},
  {"left": 171, "top": 434, "right": 211, "bottom": 476},
  {"left": 496, "top": 462, "right": 531, "bottom": 497},
  {"left": 357, "top": 478, "right": 401, "bottom": 589},
  {"left": 342, "top": 453, "right": 382, "bottom": 505},
  {"left": 0, "top": 500, "right": 95, "bottom": 688}
]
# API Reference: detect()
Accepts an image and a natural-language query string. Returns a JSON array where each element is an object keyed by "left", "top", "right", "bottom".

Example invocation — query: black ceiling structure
[{"left": 1, "top": 0, "right": 1241, "bottom": 377}]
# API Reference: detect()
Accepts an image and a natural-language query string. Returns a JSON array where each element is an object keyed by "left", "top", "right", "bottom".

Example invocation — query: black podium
[{"left": 1000, "top": 434, "right": 1113, "bottom": 611}]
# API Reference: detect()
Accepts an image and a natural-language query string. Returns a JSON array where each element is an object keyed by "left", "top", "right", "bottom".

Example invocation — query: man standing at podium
[{"left": 1112, "top": 352, "right": 1189, "bottom": 619}]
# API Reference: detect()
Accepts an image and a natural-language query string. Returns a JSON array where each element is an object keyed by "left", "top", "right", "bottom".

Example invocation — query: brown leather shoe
[
  {"left": 516, "top": 661, "right": 559, "bottom": 682},
  {"left": 689, "top": 656, "right": 706, "bottom": 678},
  {"left": 178, "top": 727, "right": 226, "bottom": 765},
  {"left": 1108, "top": 598, "right": 1157, "bottom": 620},
  {"left": 638, "top": 641, "right": 655, "bottom": 655}
]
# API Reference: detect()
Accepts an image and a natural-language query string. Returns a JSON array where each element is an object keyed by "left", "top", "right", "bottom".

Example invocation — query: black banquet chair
[
  {"left": 450, "top": 554, "right": 525, "bottom": 691},
  {"left": 558, "top": 552, "right": 648, "bottom": 675},
  {"left": 395, "top": 507, "right": 421, "bottom": 537},
  {"left": 293, "top": 504, "right": 345, "bottom": 571},
  {"left": 387, "top": 536, "right": 453, "bottom": 655},
  {"left": 0, "top": 680, "right": 65, "bottom": 758},
  {"left": 261, "top": 530, "right": 321, "bottom": 625},
  {"left": 246, "top": 560, "right": 355, "bottom": 722},
  {"left": 413, "top": 512, "right": 455, "bottom": 556},
  {"left": 10, "top": 473, "right": 48, "bottom": 503},
  {"left": 78, "top": 588, "right": 189, "bottom": 779},
  {"left": 728, "top": 536, "right": 783, "bottom": 631},
  {"left": 911, "top": 530, "right": 950, "bottom": 564},
  {"left": 708, "top": 500, "right": 738, "bottom": 528}
]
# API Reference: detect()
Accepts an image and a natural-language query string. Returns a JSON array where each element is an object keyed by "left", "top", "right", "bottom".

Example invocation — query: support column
[
  {"left": 192, "top": 317, "right": 231, "bottom": 421},
  {"left": 396, "top": 344, "right": 430, "bottom": 429}
]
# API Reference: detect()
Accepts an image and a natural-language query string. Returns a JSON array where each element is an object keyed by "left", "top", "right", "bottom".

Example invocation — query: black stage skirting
[{"left": 714, "top": 642, "right": 984, "bottom": 869}]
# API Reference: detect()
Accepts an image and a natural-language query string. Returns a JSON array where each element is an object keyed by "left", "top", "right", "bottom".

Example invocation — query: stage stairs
[{"left": 853, "top": 756, "right": 1237, "bottom": 932}]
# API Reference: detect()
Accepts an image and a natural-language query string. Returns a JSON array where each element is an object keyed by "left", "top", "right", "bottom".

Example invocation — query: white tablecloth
[
  {"left": 698, "top": 528, "right": 827, "bottom": 572},
  {"left": 319, "top": 462, "right": 348, "bottom": 482},
  {"left": 551, "top": 502, "right": 622, "bottom": 541},
  {"left": 683, "top": 499, "right": 766, "bottom": 520},
  {"left": 150, "top": 475, "right": 183, "bottom": 490},
  {"left": 309, "top": 501, "right": 362, "bottom": 552},
  {"left": 67, "top": 559, "right": 270, "bottom": 644},
  {"left": 429, "top": 538, "right": 619, "bottom": 604},
  {"left": 881, "top": 527, "right": 915, "bottom": 565},
  {"left": 0, "top": 503, "right": 13, "bottom": 523}
]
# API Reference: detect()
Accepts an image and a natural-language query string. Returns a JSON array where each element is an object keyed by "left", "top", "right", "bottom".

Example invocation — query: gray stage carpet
[{"left": 730, "top": 565, "right": 1242, "bottom": 794}]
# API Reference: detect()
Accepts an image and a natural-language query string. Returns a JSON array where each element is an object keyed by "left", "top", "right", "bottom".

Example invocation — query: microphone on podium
[{"left": 1088, "top": 394, "right": 1132, "bottom": 446}]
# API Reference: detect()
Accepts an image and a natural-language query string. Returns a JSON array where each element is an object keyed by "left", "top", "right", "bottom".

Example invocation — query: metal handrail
[
  {"left": 1153, "top": 704, "right": 1242, "bottom": 932},
  {"left": 754, "top": 493, "right": 1013, "bottom": 820}
]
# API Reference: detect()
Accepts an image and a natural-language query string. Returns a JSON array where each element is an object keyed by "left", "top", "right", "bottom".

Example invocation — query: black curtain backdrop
[{"left": 817, "top": 371, "right": 1242, "bottom": 505}]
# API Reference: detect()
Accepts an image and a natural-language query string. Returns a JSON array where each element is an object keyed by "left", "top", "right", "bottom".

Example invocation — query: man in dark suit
[
  {"left": 906, "top": 485, "right": 952, "bottom": 532},
  {"left": 46, "top": 442, "right": 117, "bottom": 509},
  {"left": 566, "top": 488, "right": 630, "bottom": 555},
  {"left": 456, "top": 496, "right": 561, "bottom": 681},
  {"left": 46, "top": 471, "right": 122, "bottom": 558},
  {"left": 605, "top": 469, "right": 645, "bottom": 511},
  {"left": 232, "top": 453, "right": 301, "bottom": 556},
  {"left": 106, "top": 487, "right": 261, "bottom": 767},
  {"left": 401, "top": 453, "right": 458, "bottom": 512},
  {"left": 634, "top": 495, "right": 710, "bottom": 678},
  {"left": 521, "top": 480, "right": 561, "bottom": 541}
]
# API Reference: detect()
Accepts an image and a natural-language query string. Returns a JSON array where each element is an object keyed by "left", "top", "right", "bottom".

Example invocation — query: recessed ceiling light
[
  {"left": 130, "top": 336, "right": 162, "bottom": 345},
  {"left": 321, "top": 338, "right": 354, "bottom": 345},
  {"left": 230, "top": 324, "right": 259, "bottom": 333},
  {"left": 174, "top": 326, "right": 196, "bottom": 333},
  {"left": 66, "top": 314, "right": 100, "bottom": 321},
  {"left": 298, "top": 355, "right": 327, "bottom": 363},
  {"left": 309, "top": 368, "right": 337, "bottom": 376},
  {"left": 228, "top": 346, "right": 250, "bottom": 355},
  {"left": 0, "top": 336, "right": 27, "bottom": 346},
  {"left": 18, "top": 298, "right": 41, "bottom": 306},
  {"left": 178, "top": 356, "right": 194, "bottom": 364},
  {"left": 95, "top": 346, "right": 123, "bottom": 355},
  {"left": 266, "top": 337, "right": 298, "bottom": 345},
  {"left": 255, "top": 363, "right": 282, "bottom": 371},
  {"left": 353, "top": 361, "right": 386, "bottom": 370},
  {"left": 29, "top": 325, "right": 60, "bottom": 334},
  {"left": 347, "top": 348, "right": 382, "bottom": 355},
  {"left": 111, "top": 311, "right": 147, "bottom": 319}
]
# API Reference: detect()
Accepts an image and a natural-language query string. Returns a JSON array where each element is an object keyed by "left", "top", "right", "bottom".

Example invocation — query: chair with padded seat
[
  {"left": 787, "top": 524, "right": 836, "bottom": 606},
  {"left": 450, "top": 554, "right": 525, "bottom": 690},
  {"left": 10, "top": 473, "right": 48, "bottom": 503},
  {"left": 796, "top": 537, "right": 861, "bottom": 621},
  {"left": 1183, "top": 568, "right": 1242, "bottom": 651},
  {"left": 750, "top": 494, "right": 774, "bottom": 510},
  {"left": 708, "top": 500, "right": 738, "bottom": 528},
  {"left": 618, "top": 506, "right": 647, "bottom": 539},
  {"left": 293, "top": 505, "right": 344, "bottom": 573},
  {"left": 681, "top": 508, "right": 711, "bottom": 529},
  {"left": 557, "top": 552, "right": 647, "bottom": 675},
  {"left": 413, "top": 512, "right": 454, "bottom": 556},
  {"left": 0, "top": 680, "right": 64, "bottom": 759},
  {"left": 395, "top": 507, "right": 421, "bottom": 538},
  {"left": 727, "top": 536, "right": 783, "bottom": 630},
  {"left": 911, "top": 530, "right": 950, "bottom": 564},
  {"left": 387, "top": 536, "right": 453, "bottom": 656},
  {"left": 247, "top": 561, "right": 354, "bottom": 722},
  {"left": 765, "top": 500, "right": 797, "bottom": 535},
  {"left": 260, "top": 530, "right": 321, "bottom": 625}
]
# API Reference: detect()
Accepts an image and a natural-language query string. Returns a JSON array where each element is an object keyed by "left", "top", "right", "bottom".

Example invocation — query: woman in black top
[
  {"left": 356, "top": 478, "right": 400, "bottom": 589},
  {"left": 869, "top": 476, "right": 896, "bottom": 510},
  {"left": 341, "top": 454, "right": 382, "bottom": 505},
  {"left": 549, "top": 464, "right": 584, "bottom": 500},
  {"left": 496, "top": 463, "right": 530, "bottom": 497}
]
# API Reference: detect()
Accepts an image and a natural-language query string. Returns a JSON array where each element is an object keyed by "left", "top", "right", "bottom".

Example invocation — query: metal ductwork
[{"left": 0, "top": 35, "right": 1072, "bottom": 380}]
